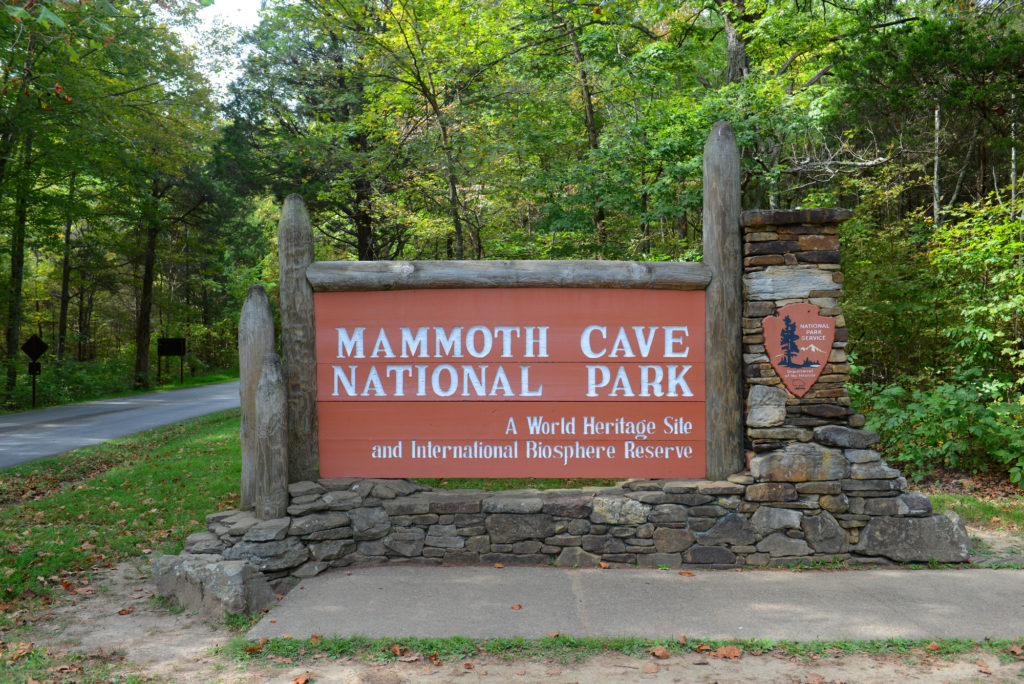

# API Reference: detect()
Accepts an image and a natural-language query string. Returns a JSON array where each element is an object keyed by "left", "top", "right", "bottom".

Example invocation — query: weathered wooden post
[
  {"left": 238, "top": 285, "right": 275, "bottom": 510},
  {"left": 703, "top": 121, "right": 744, "bottom": 479},
  {"left": 254, "top": 353, "right": 289, "bottom": 519},
  {"left": 277, "top": 194, "right": 319, "bottom": 482}
]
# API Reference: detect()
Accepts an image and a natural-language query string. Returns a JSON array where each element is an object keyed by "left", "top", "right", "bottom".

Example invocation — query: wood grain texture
[
  {"left": 278, "top": 194, "right": 320, "bottom": 482},
  {"left": 307, "top": 260, "right": 711, "bottom": 292},
  {"left": 254, "top": 353, "right": 288, "bottom": 520},
  {"left": 238, "top": 284, "right": 274, "bottom": 510},
  {"left": 702, "top": 121, "right": 745, "bottom": 480}
]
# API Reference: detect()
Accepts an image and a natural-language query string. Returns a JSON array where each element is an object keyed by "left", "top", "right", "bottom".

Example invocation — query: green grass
[
  {"left": 0, "top": 409, "right": 241, "bottom": 605},
  {"left": 218, "top": 634, "right": 1024, "bottom": 666},
  {"left": 929, "top": 492, "right": 1024, "bottom": 531}
]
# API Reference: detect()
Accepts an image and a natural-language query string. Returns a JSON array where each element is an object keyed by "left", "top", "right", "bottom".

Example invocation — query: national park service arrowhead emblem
[{"left": 763, "top": 303, "right": 835, "bottom": 398}]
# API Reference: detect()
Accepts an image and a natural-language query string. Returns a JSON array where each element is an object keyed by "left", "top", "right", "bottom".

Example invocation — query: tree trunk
[
  {"left": 568, "top": 25, "right": 606, "bottom": 242},
  {"left": 933, "top": 104, "right": 942, "bottom": 227},
  {"left": 133, "top": 220, "right": 160, "bottom": 389},
  {"left": 57, "top": 175, "right": 76, "bottom": 361},
  {"left": 721, "top": 0, "right": 751, "bottom": 83},
  {"left": 5, "top": 133, "right": 33, "bottom": 396}
]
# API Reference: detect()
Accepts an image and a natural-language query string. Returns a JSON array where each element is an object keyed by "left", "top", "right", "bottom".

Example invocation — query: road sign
[
  {"left": 21, "top": 334, "right": 48, "bottom": 362},
  {"left": 157, "top": 337, "right": 186, "bottom": 356}
]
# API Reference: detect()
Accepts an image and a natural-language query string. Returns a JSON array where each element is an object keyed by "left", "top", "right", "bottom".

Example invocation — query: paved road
[
  {"left": 250, "top": 565, "right": 1024, "bottom": 642},
  {"left": 0, "top": 381, "right": 240, "bottom": 469}
]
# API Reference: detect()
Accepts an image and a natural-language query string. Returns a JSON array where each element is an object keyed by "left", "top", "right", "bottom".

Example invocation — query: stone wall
[{"left": 154, "top": 207, "right": 972, "bottom": 615}]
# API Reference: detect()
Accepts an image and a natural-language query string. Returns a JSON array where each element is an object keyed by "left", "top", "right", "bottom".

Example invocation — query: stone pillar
[
  {"left": 738, "top": 209, "right": 969, "bottom": 561},
  {"left": 741, "top": 208, "right": 857, "bottom": 441},
  {"left": 238, "top": 285, "right": 274, "bottom": 511},
  {"left": 277, "top": 194, "right": 320, "bottom": 482}
]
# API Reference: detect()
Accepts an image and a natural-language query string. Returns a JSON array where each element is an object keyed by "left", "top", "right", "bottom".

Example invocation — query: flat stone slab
[{"left": 249, "top": 566, "right": 1024, "bottom": 641}]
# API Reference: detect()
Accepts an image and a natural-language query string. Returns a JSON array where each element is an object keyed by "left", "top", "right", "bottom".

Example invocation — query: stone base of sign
[
  {"left": 739, "top": 207, "right": 969, "bottom": 564},
  {"left": 151, "top": 552, "right": 276, "bottom": 619},
  {"left": 156, "top": 474, "right": 968, "bottom": 613}
]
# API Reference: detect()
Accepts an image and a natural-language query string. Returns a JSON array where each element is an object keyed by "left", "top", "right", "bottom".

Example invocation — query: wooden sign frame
[{"left": 275, "top": 122, "right": 745, "bottom": 483}]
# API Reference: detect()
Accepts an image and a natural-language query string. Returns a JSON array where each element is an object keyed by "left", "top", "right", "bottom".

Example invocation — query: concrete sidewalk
[{"left": 249, "top": 565, "right": 1024, "bottom": 642}]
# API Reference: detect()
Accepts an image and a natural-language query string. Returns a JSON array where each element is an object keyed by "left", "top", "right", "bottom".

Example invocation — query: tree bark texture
[
  {"left": 133, "top": 220, "right": 160, "bottom": 389},
  {"left": 254, "top": 352, "right": 289, "bottom": 520},
  {"left": 57, "top": 174, "right": 76, "bottom": 361},
  {"left": 238, "top": 284, "right": 275, "bottom": 511},
  {"left": 277, "top": 194, "right": 320, "bottom": 482},
  {"left": 5, "top": 133, "right": 33, "bottom": 395},
  {"left": 306, "top": 260, "right": 711, "bottom": 292},
  {"left": 703, "top": 121, "right": 744, "bottom": 480}
]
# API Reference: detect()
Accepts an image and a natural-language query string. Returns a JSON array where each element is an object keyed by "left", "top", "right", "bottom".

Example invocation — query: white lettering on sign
[
  {"left": 580, "top": 326, "right": 690, "bottom": 359},
  {"left": 585, "top": 365, "right": 693, "bottom": 398},
  {"left": 331, "top": 364, "right": 543, "bottom": 398},
  {"left": 337, "top": 326, "right": 550, "bottom": 360}
]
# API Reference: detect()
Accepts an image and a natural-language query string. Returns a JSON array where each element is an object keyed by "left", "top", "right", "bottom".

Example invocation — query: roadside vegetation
[
  {"left": 0, "top": 410, "right": 240, "bottom": 607},
  {"left": 0, "top": 365, "right": 238, "bottom": 415}
]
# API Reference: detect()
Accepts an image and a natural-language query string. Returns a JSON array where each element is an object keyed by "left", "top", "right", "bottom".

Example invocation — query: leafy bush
[{"left": 859, "top": 370, "right": 1024, "bottom": 484}]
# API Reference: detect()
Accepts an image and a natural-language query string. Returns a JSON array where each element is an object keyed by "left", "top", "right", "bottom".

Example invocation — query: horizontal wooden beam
[{"left": 307, "top": 260, "right": 711, "bottom": 292}]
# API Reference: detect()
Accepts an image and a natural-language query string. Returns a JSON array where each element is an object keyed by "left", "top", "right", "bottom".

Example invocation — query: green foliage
[{"left": 860, "top": 372, "right": 1024, "bottom": 483}]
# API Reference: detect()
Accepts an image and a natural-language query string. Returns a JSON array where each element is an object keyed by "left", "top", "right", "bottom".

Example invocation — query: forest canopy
[{"left": 0, "top": 0, "right": 1021, "bottom": 481}]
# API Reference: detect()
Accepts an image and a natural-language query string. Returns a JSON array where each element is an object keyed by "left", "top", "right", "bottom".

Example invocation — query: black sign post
[
  {"left": 21, "top": 334, "right": 48, "bottom": 408},
  {"left": 157, "top": 337, "right": 186, "bottom": 383}
]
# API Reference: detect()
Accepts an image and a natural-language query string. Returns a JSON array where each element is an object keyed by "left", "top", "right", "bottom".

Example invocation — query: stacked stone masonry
[
  {"left": 179, "top": 472, "right": 967, "bottom": 586},
  {"left": 154, "top": 207, "right": 971, "bottom": 615}
]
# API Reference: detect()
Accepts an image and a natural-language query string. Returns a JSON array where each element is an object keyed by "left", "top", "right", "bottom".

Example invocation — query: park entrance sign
[{"left": 314, "top": 286, "right": 706, "bottom": 478}]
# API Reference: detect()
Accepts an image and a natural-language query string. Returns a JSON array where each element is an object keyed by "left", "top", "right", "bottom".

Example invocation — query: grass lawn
[{"left": 0, "top": 409, "right": 241, "bottom": 607}]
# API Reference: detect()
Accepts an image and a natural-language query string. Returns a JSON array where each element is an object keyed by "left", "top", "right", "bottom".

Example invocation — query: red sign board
[
  {"left": 314, "top": 288, "right": 706, "bottom": 478},
  {"left": 763, "top": 303, "right": 835, "bottom": 397}
]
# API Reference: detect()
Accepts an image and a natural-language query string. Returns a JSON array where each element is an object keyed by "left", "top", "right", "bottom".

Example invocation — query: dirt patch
[{"left": 10, "top": 530, "right": 1024, "bottom": 683}]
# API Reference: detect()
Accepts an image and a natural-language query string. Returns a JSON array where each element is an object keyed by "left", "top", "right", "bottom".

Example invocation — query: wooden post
[
  {"left": 703, "top": 121, "right": 744, "bottom": 480},
  {"left": 255, "top": 353, "right": 289, "bottom": 520},
  {"left": 277, "top": 194, "right": 320, "bottom": 482},
  {"left": 238, "top": 284, "right": 274, "bottom": 510}
]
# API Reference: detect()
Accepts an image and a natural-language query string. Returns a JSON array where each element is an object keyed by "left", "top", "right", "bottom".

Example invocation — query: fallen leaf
[
  {"left": 310, "top": 634, "right": 323, "bottom": 645},
  {"left": 244, "top": 638, "right": 268, "bottom": 653},
  {"left": 291, "top": 673, "right": 311, "bottom": 684},
  {"left": 1008, "top": 643, "right": 1023, "bottom": 656},
  {"left": 515, "top": 669, "right": 526, "bottom": 675},
  {"left": 678, "top": 636, "right": 687, "bottom": 646},
  {"left": 549, "top": 632, "right": 559, "bottom": 638},
  {"left": 599, "top": 562, "right": 610, "bottom": 569},
  {"left": 696, "top": 644, "right": 711, "bottom": 653},
  {"left": 651, "top": 646, "right": 670, "bottom": 659},
  {"left": 678, "top": 571, "right": 695, "bottom": 577},
  {"left": 925, "top": 641, "right": 941, "bottom": 651},
  {"left": 391, "top": 644, "right": 410, "bottom": 657},
  {"left": 6, "top": 642, "right": 33, "bottom": 663},
  {"left": 511, "top": 604, "right": 522, "bottom": 610},
  {"left": 269, "top": 655, "right": 292, "bottom": 664},
  {"left": 282, "top": 634, "right": 293, "bottom": 640},
  {"left": 117, "top": 607, "right": 134, "bottom": 616},
  {"left": 977, "top": 658, "right": 991, "bottom": 674},
  {"left": 494, "top": 563, "right": 505, "bottom": 568},
  {"left": 546, "top": 668, "right": 562, "bottom": 675},
  {"left": 429, "top": 652, "right": 442, "bottom": 666},
  {"left": 398, "top": 654, "right": 419, "bottom": 662},
  {"left": 712, "top": 645, "right": 742, "bottom": 660},
  {"left": 641, "top": 663, "right": 659, "bottom": 674},
  {"left": 464, "top": 662, "right": 475, "bottom": 669}
]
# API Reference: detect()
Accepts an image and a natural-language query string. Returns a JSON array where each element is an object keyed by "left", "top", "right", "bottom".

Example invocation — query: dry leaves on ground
[
  {"left": 712, "top": 645, "right": 742, "bottom": 660},
  {"left": 650, "top": 646, "right": 670, "bottom": 659}
]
